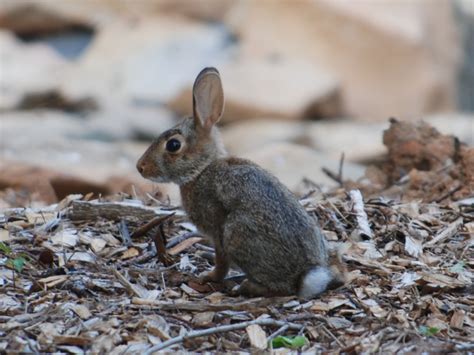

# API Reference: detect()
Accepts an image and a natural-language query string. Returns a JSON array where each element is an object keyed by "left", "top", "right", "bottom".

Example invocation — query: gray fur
[{"left": 137, "top": 67, "right": 345, "bottom": 297}]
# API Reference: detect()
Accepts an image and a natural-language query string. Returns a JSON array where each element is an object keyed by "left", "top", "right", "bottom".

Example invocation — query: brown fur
[{"left": 137, "top": 67, "right": 346, "bottom": 297}]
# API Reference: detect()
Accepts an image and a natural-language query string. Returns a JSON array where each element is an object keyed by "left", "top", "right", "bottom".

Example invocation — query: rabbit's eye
[{"left": 166, "top": 138, "right": 181, "bottom": 153}]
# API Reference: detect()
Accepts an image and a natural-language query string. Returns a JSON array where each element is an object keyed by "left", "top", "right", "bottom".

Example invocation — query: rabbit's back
[{"left": 181, "top": 157, "right": 329, "bottom": 294}]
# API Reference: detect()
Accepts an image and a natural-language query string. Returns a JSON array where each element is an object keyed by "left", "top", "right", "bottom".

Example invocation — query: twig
[
  {"left": 455, "top": 343, "right": 474, "bottom": 351},
  {"left": 144, "top": 318, "right": 304, "bottom": 354},
  {"left": 434, "top": 183, "right": 462, "bottom": 203},
  {"left": 110, "top": 268, "right": 144, "bottom": 298},
  {"left": 322, "top": 167, "right": 342, "bottom": 186},
  {"left": 321, "top": 324, "right": 345, "bottom": 347},
  {"left": 119, "top": 220, "right": 132, "bottom": 246},
  {"left": 285, "top": 313, "right": 328, "bottom": 324},
  {"left": 152, "top": 223, "right": 174, "bottom": 266},
  {"left": 268, "top": 324, "right": 289, "bottom": 341},
  {"left": 425, "top": 217, "right": 463, "bottom": 247},
  {"left": 131, "top": 213, "right": 175, "bottom": 239},
  {"left": 349, "top": 189, "right": 373, "bottom": 238},
  {"left": 321, "top": 152, "right": 345, "bottom": 186}
]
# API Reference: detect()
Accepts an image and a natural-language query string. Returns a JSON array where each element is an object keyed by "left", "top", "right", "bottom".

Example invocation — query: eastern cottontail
[{"left": 137, "top": 67, "right": 346, "bottom": 298}]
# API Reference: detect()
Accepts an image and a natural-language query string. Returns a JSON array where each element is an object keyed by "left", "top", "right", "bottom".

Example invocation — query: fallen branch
[
  {"left": 69, "top": 200, "right": 181, "bottom": 223},
  {"left": 144, "top": 318, "right": 304, "bottom": 354},
  {"left": 131, "top": 296, "right": 294, "bottom": 312}
]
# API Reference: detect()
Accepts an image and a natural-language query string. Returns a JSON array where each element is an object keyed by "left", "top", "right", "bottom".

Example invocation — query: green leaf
[
  {"left": 7, "top": 257, "right": 27, "bottom": 273},
  {"left": 0, "top": 242, "right": 12, "bottom": 255},
  {"left": 271, "top": 335, "right": 308, "bottom": 349},
  {"left": 450, "top": 261, "right": 465, "bottom": 273},
  {"left": 419, "top": 326, "right": 440, "bottom": 336}
]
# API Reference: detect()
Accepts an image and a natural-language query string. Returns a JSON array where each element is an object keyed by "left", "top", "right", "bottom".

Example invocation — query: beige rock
[
  {"left": 168, "top": 58, "right": 341, "bottom": 122},
  {"left": 226, "top": 0, "right": 461, "bottom": 120},
  {"left": 221, "top": 119, "right": 306, "bottom": 155},
  {"left": 65, "top": 17, "right": 231, "bottom": 107},
  {"left": 223, "top": 115, "right": 473, "bottom": 167},
  {"left": 0, "top": 30, "right": 69, "bottom": 109},
  {"left": 0, "top": 0, "right": 236, "bottom": 30},
  {"left": 85, "top": 105, "right": 176, "bottom": 141},
  {"left": 0, "top": 111, "right": 179, "bottom": 204},
  {"left": 305, "top": 121, "right": 387, "bottom": 163},
  {"left": 141, "top": 0, "right": 235, "bottom": 22},
  {"left": 0, "top": 1, "right": 93, "bottom": 35},
  {"left": 305, "top": 114, "right": 474, "bottom": 163},
  {"left": 241, "top": 142, "right": 365, "bottom": 190}
]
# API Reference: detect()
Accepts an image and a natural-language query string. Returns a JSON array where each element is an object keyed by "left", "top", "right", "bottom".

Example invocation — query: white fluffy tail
[{"left": 298, "top": 267, "right": 333, "bottom": 299}]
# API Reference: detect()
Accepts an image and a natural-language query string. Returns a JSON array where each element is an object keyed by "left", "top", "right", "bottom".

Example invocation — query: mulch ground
[{"left": 1, "top": 120, "right": 473, "bottom": 353}]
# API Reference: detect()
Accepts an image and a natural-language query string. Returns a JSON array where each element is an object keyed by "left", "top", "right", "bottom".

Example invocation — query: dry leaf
[
  {"left": 51, "top": 229, "right": 78, "bottom": 247},
  {"left": 90, "top": 238, "right": 107, "bottom": 253},
  {"left": 193, "top": 312, "right": 215, "bottom": 327},
  {"left": 246, "top": 324, "right": 267, "bottom": 350},
  {"left": 419, "top": 272, "right": 466, "bottom": 289},
  {"left": 120, "top": 247, "right": 140, "bottom": 260},
  {"left": 100, "top": 233, "right": 120, "bottom": 246},
  {"left": 328, "top": 317, "right": 352, "bottom": 329},
  {"left": 404, "top": 235, "right": 423, "bottom": 257},
  {"left": 398, "top": 272, "right": 421, "bottom": 288},
  {"left": 362, "top": 299, "right": 388, "bottom": 318},
  {"left": 66, "top": 303, "right": 92, "bottom": 320},
  {"left": 0, "top": 229, "right": 10, "bottom": 242},
  {"left": 450, "top": 309, "right": 465, "bottom": 329},
  {"left": 60, "top": 252, "right": 96, "bottom": 264},
  {"left": 143, "top": 316, "right": 171, "bottom": 341},
  {"left": 26, "top": 211, "right": 56, "bottom": 225},
  {"left": 168, "top": 237, "right": 203, "bottom": 255},
  {"left": 38, "top": 275, "right": 68, "bottom": 288}
]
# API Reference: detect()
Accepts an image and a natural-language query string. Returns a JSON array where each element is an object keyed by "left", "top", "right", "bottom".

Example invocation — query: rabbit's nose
[{"left": 136, "top": 160, "right": 145, "bottom": 175}]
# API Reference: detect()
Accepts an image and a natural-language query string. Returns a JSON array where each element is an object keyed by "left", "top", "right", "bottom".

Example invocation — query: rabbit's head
[{"left": 137, "top": 67, "right": 226, "bottom": 185}]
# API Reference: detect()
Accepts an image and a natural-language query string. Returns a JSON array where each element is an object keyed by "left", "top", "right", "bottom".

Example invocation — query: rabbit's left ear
[{"left": 193, "top": 67, "right": 224, "bottom": 130}]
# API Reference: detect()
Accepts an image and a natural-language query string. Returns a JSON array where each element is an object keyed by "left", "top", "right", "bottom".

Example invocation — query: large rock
[
  {"left": 221, "top": 119, "right": 306, "bottom": 155},
  {"left": 83, "top": 105, "right": 176, "bottom": 142},
  {"left": 305, "top": 114, "right": 474, "bottom": 162},
  {"left": 0, "top": 0, "right": 236, "bottom": 32},
  {"left": 0, "top": 30, "right": 69, "bottom": 109},
  {"left": 0, "top": 1, "right": 95, "bottom": 36},
  {"left": 241, "top": 142, "right": 366, "bottom": 190},
  {"left": 168, "top": 58, "right": 341, "bottom": 122},
  {"left": 0, "top": 111, "right": 179, "bottom": 204},
  {"left": 222, "top": 114, "right": 474, "bottom": 164},
  {"left": 225, "top": 0, "right": 461, "bottom": 120},
  {"left": 64, "top": 17, "right": 233, "bottom": 108}
]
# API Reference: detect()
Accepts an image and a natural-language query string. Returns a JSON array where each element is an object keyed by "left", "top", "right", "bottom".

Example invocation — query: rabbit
[{"left": 137, "top": 67, "right": 346, "bottom": 298}]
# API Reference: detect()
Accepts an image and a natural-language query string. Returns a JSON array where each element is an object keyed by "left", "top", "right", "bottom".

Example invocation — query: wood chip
[
  {"left": 168, "top": 237, "right": 203, "bottom": 255},
  {"left": 246, "top": 324, "right": 267, "bottom": 350}
]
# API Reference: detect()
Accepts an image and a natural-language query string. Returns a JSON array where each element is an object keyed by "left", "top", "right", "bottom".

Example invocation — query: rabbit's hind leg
[{"left": 235, "top": 279, "right": 272, "bottom": 297}]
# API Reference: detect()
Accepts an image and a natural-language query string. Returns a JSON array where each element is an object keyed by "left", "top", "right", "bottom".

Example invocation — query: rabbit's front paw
[{"left": 198, "top": 269, "right": 224, "bottom": 284}]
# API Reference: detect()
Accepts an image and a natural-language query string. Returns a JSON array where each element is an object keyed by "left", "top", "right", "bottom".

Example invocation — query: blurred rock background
[{"left": 0, "top": 0, "right": 473, "bottom": 207}]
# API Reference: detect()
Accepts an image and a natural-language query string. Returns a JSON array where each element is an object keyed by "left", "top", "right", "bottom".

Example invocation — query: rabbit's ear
[{"left": 193, "top": 67, "right": 224, "bottom": 130}]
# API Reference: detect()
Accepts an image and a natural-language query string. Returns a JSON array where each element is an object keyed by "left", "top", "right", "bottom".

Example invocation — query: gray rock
[
  {"left": 225, "top": 0, "right": 461, "bottom": 121},
  {"left": 168, "top": 58, "right": 341, "bottom": 122},
  {"left": 241, "top": 142, "right": 366, "bottom": 190}
]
